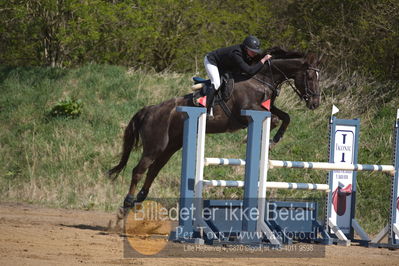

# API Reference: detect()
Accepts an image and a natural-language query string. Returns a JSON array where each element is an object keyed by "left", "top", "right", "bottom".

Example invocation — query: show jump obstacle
[{"left": 170, "top": 106, "right": 399, "bottom": 249}]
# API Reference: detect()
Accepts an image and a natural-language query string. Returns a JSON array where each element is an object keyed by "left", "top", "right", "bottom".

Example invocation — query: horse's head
[
  {"left": 293, "top": 53, "right": 321, "bottom": 110},
  {"left": 261, "top": 49, "right": 322, "bottom": 110}
]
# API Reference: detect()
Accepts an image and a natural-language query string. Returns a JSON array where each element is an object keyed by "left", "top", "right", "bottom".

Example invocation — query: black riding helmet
[{"left": 242, "top": 35, "right": 262, "bottom": 54}]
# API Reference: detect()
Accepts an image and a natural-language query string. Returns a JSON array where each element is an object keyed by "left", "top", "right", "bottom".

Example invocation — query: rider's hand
[{"left": 261, "top": 54, "right": 272, "bottom": 64}]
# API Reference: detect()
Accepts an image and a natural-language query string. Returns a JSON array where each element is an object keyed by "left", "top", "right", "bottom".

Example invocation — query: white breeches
[{"left": 204, "top": 56, "right": 221, "bottom": 90}]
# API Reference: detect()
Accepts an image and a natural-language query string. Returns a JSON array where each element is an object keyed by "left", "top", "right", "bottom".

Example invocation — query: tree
[{"left": 1, "top": 0, "right": 398, "bottom": 81}]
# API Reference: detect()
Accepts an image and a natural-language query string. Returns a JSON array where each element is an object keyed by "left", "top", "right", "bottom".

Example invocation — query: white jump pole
[
  {"left": 202, "top": 180, "right": 329, "bottom": 191},
  {"left": 205, "top": 157, "right": 395, "bottom": 175},
  {"left": 193, "top": 111, "right": 217, "bottom": 240},
  {"left": 269, "top": 160, "right": 395, "bottom": 174}
]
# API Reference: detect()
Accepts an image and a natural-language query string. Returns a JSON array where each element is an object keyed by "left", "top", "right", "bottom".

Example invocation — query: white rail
[
  {"left": 269, "top": 160, "right": 395, "bottom": 174},
  {"left": 204, "top": 157, "right": 395, "bottom": 175},
  {"left": 202, "top": 180, "right": 330, "bottom": 191}
]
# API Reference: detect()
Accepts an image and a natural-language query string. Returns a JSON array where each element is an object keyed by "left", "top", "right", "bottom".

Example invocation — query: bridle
[
  {"left": 301, "top": 67, "right": 320, "bottom": 101},
  {"left": 253, "top": 60, "right": 320, "bottom": 102}
]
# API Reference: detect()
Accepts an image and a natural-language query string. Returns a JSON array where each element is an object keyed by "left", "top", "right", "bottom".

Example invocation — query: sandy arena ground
[{"left": 0, "top": 202, "right": 399, "bottom": 265}]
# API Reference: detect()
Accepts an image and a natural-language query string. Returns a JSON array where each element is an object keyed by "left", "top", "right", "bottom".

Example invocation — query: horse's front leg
[{"left": 270, "top": 105, "right": 290, "bottom": 145}]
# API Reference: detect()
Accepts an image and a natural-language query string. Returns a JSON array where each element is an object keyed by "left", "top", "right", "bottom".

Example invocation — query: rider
[{"left": 204, "top": 35, "right": 272, "bottom": 116}]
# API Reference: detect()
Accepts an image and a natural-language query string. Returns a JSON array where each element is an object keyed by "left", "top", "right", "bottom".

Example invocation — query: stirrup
[{"left": 207, "top": 108, "right": 214, "bottom": 119}]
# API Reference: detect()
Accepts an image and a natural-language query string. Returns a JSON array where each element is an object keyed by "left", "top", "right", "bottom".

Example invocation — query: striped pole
[
  {"left": 269, "top": 160, "right": 395, "bottom": 174},
  {"left": 202, "top": 180, "right": 329, "bottom": 191},
  {"left": 204, "top": 157, "right": 395, "bottom": 175},
  {"left": 204, "top": 157, "right": 246, "bottom": 166}
]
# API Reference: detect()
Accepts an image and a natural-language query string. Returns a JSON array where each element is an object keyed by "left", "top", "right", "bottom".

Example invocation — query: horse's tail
[{"left": 108, "top": 108, "right": 146, "bottom": 181}]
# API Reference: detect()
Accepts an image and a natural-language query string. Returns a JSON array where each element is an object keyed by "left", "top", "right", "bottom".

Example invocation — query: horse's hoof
[
  {"left": 207, "top": 114, "right": 215, "bottom": 120},
  {"left": 136, "top": 189, "right": 149, "bottom": 203},
  {"left": 269, "top": 140, "right": 277, "bottom": 150},
  {"left": 123, "top": 194, "right": 135, "bottom": 209},
  {"left": 117, "top": 206, "right": 129, "bottom": 220}
]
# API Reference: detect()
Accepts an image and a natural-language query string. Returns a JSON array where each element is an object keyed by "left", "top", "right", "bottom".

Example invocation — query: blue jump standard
[
  {"left": 240, "top": 110, "right": 270, "bottom": 242},
  {"left": 170, "top": 107, "right": 273, "bottom": 244},
  {"left": 327, "top": 117, "right": 361, "bottom": 244},
  {"left": 369, "top": 115, "right": 399, "bottom": 249},
  {"left": 173, "top": 106, "right": 204, "bottom": 242}
]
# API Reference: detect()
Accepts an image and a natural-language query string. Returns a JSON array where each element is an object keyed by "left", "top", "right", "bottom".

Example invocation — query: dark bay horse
[{"left": 109, "top": 51, "right": 322, "bottom": 213}]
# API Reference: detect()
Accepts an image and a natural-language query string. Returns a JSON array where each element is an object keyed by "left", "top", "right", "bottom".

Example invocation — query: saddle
[
  {"left": 332, "top": 184, "right": 352, "bottom": 216},
  {"left": 191, "top": 73, "right": 234, "bottom": 107}
]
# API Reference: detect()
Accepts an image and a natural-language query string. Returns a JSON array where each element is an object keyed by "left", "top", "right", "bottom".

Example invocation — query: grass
[
  {"left": 0, "top": 64, "right": 191, "bottom": 211},
  {"left": 0, "top": 64, "right": 398, "bottom": 234}
]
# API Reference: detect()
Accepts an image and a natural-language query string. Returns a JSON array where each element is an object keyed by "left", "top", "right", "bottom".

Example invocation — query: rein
[
  {"left": 216, "top": 58, "right": 320, "bottom": 126},
  {"left": 253, "top": 61, "right": 320, "bottom": 102}
]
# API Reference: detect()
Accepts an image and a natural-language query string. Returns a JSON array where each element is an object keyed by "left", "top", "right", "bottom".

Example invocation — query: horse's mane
[{"left": 257, "top": 46, "right": 305, "bottom": 60}]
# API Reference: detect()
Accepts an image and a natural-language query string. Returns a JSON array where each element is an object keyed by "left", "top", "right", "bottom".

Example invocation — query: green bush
[{"left": 49, "top": 97, "right": 83, "bottom": 118}]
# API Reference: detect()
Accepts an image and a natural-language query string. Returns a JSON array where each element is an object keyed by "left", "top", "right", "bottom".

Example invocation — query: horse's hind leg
[
  {"left": 135, "top": 142, "right": 181, "bottom": 202},
  {"left": 122, "top": 155, "right": 156, "bottom": 209}
]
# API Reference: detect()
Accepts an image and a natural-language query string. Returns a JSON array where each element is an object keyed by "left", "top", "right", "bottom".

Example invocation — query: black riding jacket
[{"left": 206, "top": 44, "right": 264, "bottom": 76}]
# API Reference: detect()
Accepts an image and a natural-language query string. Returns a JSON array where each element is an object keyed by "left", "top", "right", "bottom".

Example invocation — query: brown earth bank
[{"left": 0, "top": 202, "right": 398, "bottom": 265}]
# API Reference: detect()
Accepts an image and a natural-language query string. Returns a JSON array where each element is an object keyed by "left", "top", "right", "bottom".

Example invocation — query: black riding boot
[{"left": 206, "top": 84, "right": 216, "bottom": 118}]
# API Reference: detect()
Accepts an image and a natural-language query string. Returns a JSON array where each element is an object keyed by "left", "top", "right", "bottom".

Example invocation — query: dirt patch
[{"left": 0, "top": 202, "right": 398, "bottom": 265}]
